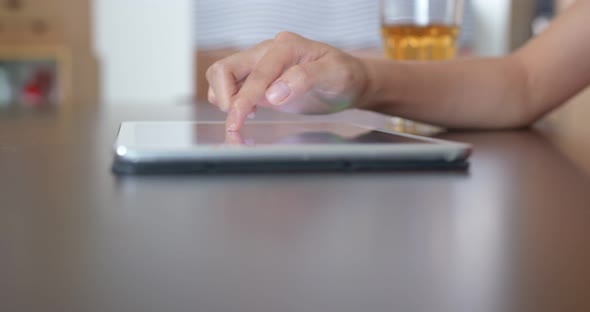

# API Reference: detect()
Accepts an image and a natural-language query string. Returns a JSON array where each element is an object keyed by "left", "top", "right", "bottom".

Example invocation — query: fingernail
[
  {"left": 247, "top": 112, "right": 256, "bottom": 119},
  {"left": 266, "top": 81, "right": 291, "bottom": 105}
]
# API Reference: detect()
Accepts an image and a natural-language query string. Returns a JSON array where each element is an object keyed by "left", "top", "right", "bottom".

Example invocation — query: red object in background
[{"left": 22, "top": 69, "right": 54, "bottom": 106}]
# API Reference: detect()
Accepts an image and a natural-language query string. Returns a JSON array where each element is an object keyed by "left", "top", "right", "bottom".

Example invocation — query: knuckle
[
  {"left": 207, "top": 89, "right": 217, "bottom": 104},
  {"left": 206, "top": 61, "right": 227, "bottom": 81},
  {"left": 274, "top": 31, "right": 299, "bottom": 43}
]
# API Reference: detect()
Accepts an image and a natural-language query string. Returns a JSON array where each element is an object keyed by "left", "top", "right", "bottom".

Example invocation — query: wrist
[{"left": 356, "top": 57, "right": 384, "bottom": 111}]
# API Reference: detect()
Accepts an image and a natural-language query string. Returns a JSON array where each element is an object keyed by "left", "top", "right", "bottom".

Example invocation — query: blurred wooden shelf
[
  {"left": 0, "top": 0, "right": 98, "bottom": 108},
  {"left": 0, "top": 44, "right": 72, "bottom": 106}
]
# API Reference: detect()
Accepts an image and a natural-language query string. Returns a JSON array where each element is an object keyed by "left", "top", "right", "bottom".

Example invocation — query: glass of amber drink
[
  {"left": 380, "top": 0, "right": 464, "bottom": 132},
  {"left": 380, "top": 0, "right": 464, "bottom": 61}
]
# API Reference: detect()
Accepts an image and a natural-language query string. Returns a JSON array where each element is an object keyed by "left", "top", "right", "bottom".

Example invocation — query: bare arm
[
  {"left": 206, "top": 1, "right": 590, "bottom": 131},
  {"left": 360, "top": 0, "right": 590, "bottom": 129}
]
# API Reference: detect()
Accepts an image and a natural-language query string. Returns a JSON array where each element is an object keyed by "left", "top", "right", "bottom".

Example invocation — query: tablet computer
[{"left": 112, "top": 121, "right": 471, "bottom": 174}]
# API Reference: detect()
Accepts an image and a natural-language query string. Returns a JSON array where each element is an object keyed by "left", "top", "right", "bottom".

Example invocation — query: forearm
[
  {"left": 358, "top": 0, "right": 590, "bottom": 130},
  {"left": 358, "top": 56, "right": 534, "bottom": 129}
]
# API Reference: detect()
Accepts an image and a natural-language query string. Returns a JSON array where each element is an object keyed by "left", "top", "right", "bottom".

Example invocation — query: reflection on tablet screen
[{"left": 134, "top": 123, "right": 430, "bottom": 147}]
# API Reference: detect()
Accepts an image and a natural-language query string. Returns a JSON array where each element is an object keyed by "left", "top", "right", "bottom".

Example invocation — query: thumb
[{"left": 264, "top": 60, "right": 332, "bottom": 106}]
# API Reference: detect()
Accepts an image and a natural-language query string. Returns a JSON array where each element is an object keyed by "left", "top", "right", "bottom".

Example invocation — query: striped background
[{"left": 195, "top": 0, "right": 474, "bottom": 50}]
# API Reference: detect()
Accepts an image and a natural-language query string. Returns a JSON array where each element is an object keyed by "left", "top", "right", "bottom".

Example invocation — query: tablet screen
[{"left": 131, "top": 122, "right": 433, "bottom": 147}]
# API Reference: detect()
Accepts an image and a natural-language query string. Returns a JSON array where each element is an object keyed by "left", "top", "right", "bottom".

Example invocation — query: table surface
[{"left": 1, "top": 103, "right": 589, "bottom": 312}]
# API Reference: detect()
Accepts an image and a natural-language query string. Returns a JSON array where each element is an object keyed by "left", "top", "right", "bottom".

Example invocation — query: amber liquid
[{"left": 381, "top": 24, "right": 460, "bottom": 60}]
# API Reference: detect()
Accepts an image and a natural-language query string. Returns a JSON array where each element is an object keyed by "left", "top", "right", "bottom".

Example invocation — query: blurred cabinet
[{"left": 0, "top": 0, "right": 98, "bottom": 108}]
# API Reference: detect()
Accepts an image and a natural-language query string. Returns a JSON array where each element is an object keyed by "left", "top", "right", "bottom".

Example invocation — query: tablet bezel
[{"left": 112, "top": 121, "right": 472, "bottom": 173}]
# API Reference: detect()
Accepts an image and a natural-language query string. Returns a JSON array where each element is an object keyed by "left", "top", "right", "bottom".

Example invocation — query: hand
[{"left": 206, "top": 32, "right": 371, "bottom": 131}]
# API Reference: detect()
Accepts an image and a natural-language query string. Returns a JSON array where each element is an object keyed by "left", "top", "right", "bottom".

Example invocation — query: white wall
[{"left": 93, "top": 0, "right": 194, "bottom": 104}]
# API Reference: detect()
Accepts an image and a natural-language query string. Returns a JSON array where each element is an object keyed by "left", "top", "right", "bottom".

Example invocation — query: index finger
[
  {"left": 206, "top": 41, "right": 271, "bottom": 112},
  {"left": 226, "top": 36, "right": 300, "bottom": 131}
]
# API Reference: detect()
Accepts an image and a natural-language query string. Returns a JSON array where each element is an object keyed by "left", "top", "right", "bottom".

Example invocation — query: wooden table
[{"left": 1, "top": 103, "right": 589, "bottom": 312}]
